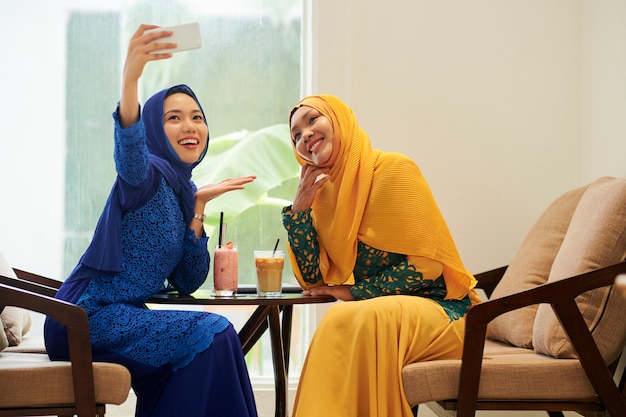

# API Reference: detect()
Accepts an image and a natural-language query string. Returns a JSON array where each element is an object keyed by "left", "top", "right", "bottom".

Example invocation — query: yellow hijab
[{"left": 288, "top": 95, "right": 476, "bottom": 300}]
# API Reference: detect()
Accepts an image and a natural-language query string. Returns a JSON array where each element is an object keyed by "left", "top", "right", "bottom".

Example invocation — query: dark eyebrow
[
  {"left": 290, "top": 108, "right": 315, "bottom": 135},
  {"left": 163, "top": 109, "right": 203, "bottom": 117},
  {"left": 164, "top": 109, "right": 182, "bottom": 117}
]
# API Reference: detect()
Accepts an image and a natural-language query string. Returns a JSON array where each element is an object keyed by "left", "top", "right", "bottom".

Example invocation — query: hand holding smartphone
[{"left": 145, "top": 22, "right": 202, "bottom": 54}]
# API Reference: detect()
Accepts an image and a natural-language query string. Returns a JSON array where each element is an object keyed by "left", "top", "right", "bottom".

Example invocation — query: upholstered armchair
[
  {"left": 403, "top": 176, "right": 626, "bottom": 417},
  {"left": 0, "top": 253, "right": 131, "bottom": 417}
]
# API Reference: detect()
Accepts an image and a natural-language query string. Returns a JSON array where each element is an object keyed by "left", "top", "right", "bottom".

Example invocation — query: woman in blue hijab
[{"left": 44, "top": 24, "right": 258, "bottom": 417}]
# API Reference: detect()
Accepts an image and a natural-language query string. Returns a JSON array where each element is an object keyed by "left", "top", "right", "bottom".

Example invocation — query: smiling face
[
  {"left": 162, "top": 93, "right": 208, "bottom": 164},
  {"left": 290, "top": 105, "right": 334, "bottom": 166}
]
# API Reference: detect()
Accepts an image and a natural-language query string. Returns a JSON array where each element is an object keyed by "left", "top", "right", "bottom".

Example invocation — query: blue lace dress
[{"left": 44, "top": 112, "right": 257, "bottom": 417}]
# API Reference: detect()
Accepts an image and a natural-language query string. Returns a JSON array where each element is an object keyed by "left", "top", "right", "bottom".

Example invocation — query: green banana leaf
[
  {"left": 193, "top": 123, "right": 299, "bottom": 228},
  {"left": 192, "top": 123, "right": 301, "bottom": 284}
]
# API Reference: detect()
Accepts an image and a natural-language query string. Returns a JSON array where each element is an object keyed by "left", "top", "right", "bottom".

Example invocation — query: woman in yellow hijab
[{"left": 282, "top": 95, "right": 481, "bottom": 417}]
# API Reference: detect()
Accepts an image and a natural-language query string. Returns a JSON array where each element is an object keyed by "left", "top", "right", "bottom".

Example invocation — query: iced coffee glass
[
  {"left": 213, "top": 243, "right": 238, "bottom": 296},
  {"left": 254, "top": 250, "right": 285, "bottom": 297}
]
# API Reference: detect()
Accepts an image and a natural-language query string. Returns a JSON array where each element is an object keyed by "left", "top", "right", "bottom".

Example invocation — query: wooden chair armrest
[
  {"left": 0, "top": 283, "right": 98, "bottom": 416},
  {"left": 454, "top": 260, "right": 626, "bottom": 417},
  {"left": 466, "top": 261, "right": 626, "bottom": 326},
  {"left": 473, "top": 265, "right": 508, "bottom": 298},
  {"left": 0, "top": 270, "right": 60, "bottom": 297},
  {"left": 13, "top": 268, "right": 63, "bottom": 289}
]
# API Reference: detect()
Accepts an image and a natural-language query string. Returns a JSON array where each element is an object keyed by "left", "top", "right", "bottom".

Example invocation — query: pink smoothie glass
[{"left": 213, "top": 243, "right": 238, "bottom": 296}]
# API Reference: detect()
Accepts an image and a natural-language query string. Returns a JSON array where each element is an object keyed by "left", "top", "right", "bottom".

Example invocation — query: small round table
[{"left": 149, "top": 288, "right": 335, "bottom": 417}]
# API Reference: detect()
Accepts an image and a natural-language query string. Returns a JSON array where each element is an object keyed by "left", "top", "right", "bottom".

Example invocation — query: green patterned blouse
[{"left": 282, "top": 207, "right": 471, "bottom": 321}]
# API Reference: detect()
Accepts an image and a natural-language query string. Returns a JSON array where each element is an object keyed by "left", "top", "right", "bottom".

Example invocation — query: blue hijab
[{"left": 77, "top": 84, "right": 209, "bottom": 275}]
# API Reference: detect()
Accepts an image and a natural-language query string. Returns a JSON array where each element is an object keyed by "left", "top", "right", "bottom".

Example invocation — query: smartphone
[{"left": 145, "top": 22, "right": 202, "bottom": 54}]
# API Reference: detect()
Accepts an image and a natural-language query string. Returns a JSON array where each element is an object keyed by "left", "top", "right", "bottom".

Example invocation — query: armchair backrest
[
  {"left": 533, "top": 176, "right": 626, "bottom": 361},
  {"left": 486, "top": 182, "right": 589, "bottom": 348},
  {"left": 486, "top": 176, "right": 626, "bottom": 363}
]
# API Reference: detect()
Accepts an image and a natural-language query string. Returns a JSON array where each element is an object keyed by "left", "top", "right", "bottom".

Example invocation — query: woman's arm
[
  {"left": 167, "top": 230, "right": 210, "bottom": 295},
  {"left": 119, "top": 24, "right": 176, "bottom": 128},
  {"left": 350, "top": 246, "right": 445, "bottom": 300},
  {"left": 113, "top": 25, "right": 177, "bottom": 184},
  {"left": 350, "top": 261, "right": 441, "bottom": 300},
  {"left": 282, "top": 206, "right": 324, "bottom": 286}
]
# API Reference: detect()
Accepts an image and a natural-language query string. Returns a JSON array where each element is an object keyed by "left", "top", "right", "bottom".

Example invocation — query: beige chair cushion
[
  {"left": 533, "top": 176, "right": 626, "bottom": 360},
  {"left": 486, "top": 181, "right": 593, "bottom": 348},
  {"left": 0, "top": 251, "right": 32, "bottom": 348},
  {"left": 0, "top": 352, "right": 131, "bottom": 408},
  {"left": 402, "top": 343, "right": 596, "bottom": 407},
  {"left": 0, "top": 324, "right": 7, "bottom": 351},
  {"left": 0, "top": 250, "right": 11, "bottom": 351},
  {"left": 3, "top": 335, "right": 47, "bottom": 354},
  {"left": 1, "top": 307, "right": 32, "bottom": 347}
]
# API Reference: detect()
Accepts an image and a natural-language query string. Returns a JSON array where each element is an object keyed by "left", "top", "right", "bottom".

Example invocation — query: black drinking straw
[
  {"left": 218, "top": 212, "right": 224, "bottom": 247},
  {"left": 272, "top": 238, "right": 280, "bottom": 256}
]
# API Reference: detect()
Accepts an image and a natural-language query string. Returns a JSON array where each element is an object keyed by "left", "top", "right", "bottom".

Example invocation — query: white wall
[
  {"left": 311, "top": 0, "right": 626, "bottom": 273},
  {"left": 0, "top": 3, "right": 67, "bottom": 276},
  {"left": 581, "top": 0, "right": 626, "bottom": 182}
]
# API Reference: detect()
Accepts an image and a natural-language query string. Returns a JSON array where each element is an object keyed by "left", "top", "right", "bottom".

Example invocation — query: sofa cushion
[
  {"left": 0, "top": 251, "right": 32, "bottom": 347},
  {"left": 486, "top": 180, "right": 594, "bottom": 348},
  {"left": 533, "top": 176, "right": 626, "bottom": 360}
]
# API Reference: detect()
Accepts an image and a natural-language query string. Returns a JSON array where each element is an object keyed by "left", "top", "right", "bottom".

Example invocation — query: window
[
  {"left": 1, "top": 0, "right": 309, "bottom": 381},
  {"left": 63, "top": 0, "right": 303, "bottom": 284}
]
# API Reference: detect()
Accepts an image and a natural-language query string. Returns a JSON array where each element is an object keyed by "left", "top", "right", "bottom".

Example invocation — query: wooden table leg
[
  {"left": 238, "top": 304, "right": 296, "bottom": 417},
  {"left": 268, "top": 305, "right": 287, "bottom": 417},
  {"left": 239, "top": 305, "right": 271, "bottom": 354},
  {"left": 281, "top": 305, "right": 294, "bottom": 376}
]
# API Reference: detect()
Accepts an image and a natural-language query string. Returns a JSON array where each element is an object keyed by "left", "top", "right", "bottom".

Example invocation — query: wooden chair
[
  {"left": 403, "top": 176, "right": 626, "bottom": 417},
  {"left": 0, "top": 271, "right": 131, "bottom": 417}
]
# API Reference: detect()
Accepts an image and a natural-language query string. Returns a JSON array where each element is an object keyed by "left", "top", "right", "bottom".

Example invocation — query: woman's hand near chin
[{"left": 291, "top": 164, "right": 330, "bottom": 212}]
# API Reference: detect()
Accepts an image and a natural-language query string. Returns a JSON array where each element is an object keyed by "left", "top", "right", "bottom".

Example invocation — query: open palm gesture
[{"left": 195, "top": 176, "right": 256, "bottom": 204}]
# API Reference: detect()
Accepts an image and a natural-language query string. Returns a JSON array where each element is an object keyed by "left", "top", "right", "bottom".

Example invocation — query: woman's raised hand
[
  {"left": 195, "top": 176, "right": 257, "bottom": 205},
  {"left": 119, "top": 24, "right": 177, "bottom": 128},
  {"left": 190, "top": 176, "right": 255, "bottom": 238},
  {"left": 291, "top": 164, "right": 330, "bottom": 212},
  {"left": 123, "top": 24, "right": 177, "bottom": 83}
]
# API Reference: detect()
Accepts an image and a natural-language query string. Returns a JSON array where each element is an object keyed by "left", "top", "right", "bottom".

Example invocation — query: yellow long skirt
[{"left": 292, "top": 295, "right": 467, "bottom": 417}]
